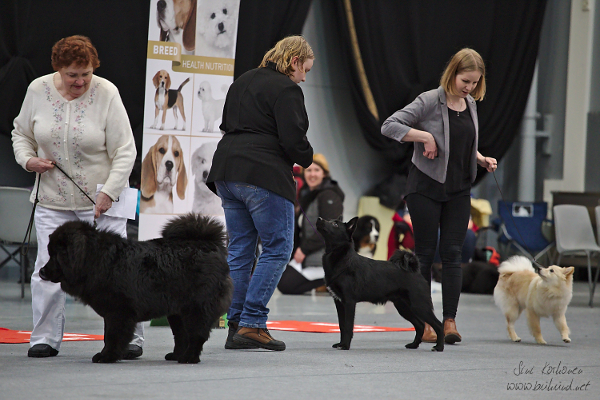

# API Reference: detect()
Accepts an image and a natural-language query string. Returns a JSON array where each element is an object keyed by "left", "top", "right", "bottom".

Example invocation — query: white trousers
[{"left": 30, "top": 206, "right": 144, "bottom": 350}]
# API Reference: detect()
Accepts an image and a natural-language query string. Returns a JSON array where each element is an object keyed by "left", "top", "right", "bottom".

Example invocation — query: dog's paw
[
  {"left": 432, "top": 344, "right": 444, "bottom": 352},
  {"left": 535, "top": 338, "right": 547, "bottom": 345},
  {"left": 563, "top": 337, "right": 571, "bottom": 343},
  {"left": 405, "top": 342, "right": 420, "bottom": 349},
  {"left": 512, "top": 337, "right": 522, "bottom": 342},
  {"left": 333, "top": 343, "right": 350, "bottom": 350},
  {"left": 165, "top": 352, "right": 177, "bottom": 361},
  {"left": 177, "top": 353, "right": 200, "bottom": 364},
  {"left": 92, "top": 352, "right": 119, "bottom": 363}
]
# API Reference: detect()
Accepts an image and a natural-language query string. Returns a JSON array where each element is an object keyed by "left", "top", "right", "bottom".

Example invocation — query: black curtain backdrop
[
  {"left": 0, "top": 0, "right": 312, "bottom": 150},
  {"left": 234, "top": 0, "right": 313, "bottom": 78},
  {"left": 1, "top": 0, "right": 545, "bottom": 187},
  {"left": 0, "top": 0, "right": 151, "bottom": 155},
  {"left": 333, "top": 0, "right": 547, "bottom": 184}
]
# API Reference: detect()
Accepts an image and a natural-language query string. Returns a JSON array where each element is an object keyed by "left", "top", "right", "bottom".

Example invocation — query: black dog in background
[
  {"left": 317, "top": 217, "right": 444, "bottom": 352},
  {"left": 40, "top": 214, "right": 233, "bottom": 364},
  {"left": 351, "top": 215, "right": 380, "bottom": 258}
]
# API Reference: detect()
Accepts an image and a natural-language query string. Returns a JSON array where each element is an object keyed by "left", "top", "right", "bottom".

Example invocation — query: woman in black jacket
[
  {"left": 207, "top": 36, "right": 314, "bottom": 351},
  {"left": 278, "top": 154, "right": 344, "bottom": 295}
]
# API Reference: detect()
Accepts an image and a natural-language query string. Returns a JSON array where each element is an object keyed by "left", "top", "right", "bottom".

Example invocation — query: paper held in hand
[{"left": 96, "top": 184, "right": 138, "bottom": 220}]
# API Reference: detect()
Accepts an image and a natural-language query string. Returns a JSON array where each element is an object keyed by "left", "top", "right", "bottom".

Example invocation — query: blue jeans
[{"left": 215, "top": 181, "right": 294, "bottom": 328}]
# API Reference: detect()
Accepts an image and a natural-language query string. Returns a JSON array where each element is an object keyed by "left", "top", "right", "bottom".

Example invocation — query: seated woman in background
[{"left": 277, "top": 154, "right": 344, "bottom": 294}]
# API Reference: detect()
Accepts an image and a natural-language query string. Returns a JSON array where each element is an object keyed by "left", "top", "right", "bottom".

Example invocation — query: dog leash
[
  {"left": 21, "top": 162, "right": 98, "bottom": 255},
  {"left": 491, "top": 169, "right": 546, "bottom": 271}
]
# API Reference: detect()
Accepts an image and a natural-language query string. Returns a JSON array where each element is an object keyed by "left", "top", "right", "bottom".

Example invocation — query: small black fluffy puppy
[
  {"left": 317, "top": 217, "right": 444, "bottom": 352},
  {"left": 40, "top": 214, "right": 233, "bottom": 364}
]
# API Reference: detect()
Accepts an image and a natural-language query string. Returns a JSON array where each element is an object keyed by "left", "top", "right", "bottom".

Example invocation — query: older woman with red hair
[{"left": 12, "top": 35, "right": 142, "bottom": 359}]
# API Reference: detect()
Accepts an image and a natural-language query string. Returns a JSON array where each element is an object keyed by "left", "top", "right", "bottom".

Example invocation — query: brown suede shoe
[
  {"left": 421, "top": 323, "right": 437, "bottom": 343},
  {"left": 444, "top": 318, "right": 462, "bottom": 344},
  {"left": 225, "top": 322, "right": 259, "bottom": 349},
  {"left": 234, "top": 327, "right": 286, "bottom": 351}
]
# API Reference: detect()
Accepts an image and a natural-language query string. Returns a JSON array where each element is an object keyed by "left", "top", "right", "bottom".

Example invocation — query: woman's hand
[
  {"left": 95, "top": 192, "right": 113, "bottom": 219},
  {"left": 478, "top": 156, "right": 498, "bottom": 172},
  {"left": 423, "top": 133, "right": 438, "bottom": 159},
  {"left": 26, "top": 157, "right": 55, "bottom": 173},
  {"left": 293, "top": 247, "right": 306, "bottom": 264}
]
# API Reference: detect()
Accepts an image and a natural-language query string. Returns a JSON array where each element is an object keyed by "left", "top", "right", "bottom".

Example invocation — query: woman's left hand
[
  {"left": 480, "top": 157, "right": 498, "bottom": 172},
  {"left": 293, "top": 247, "right": 306, "bottom": 264},
  {"left": 95, "top": 192, "right": 113, "bottom": 219}
]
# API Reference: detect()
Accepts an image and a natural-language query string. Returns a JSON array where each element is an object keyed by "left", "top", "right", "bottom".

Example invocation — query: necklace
[{"left": 448, "top": 98, "right": 461, "bottom": 117}]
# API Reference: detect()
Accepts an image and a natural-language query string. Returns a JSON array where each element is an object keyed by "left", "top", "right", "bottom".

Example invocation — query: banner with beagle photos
[{"left": 139, "top": 0, "right": 240, "bottom": 240}]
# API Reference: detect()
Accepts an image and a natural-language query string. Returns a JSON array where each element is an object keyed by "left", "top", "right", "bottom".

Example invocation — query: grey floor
[{"left": 1, "top": 275, "right": 599, "bottom": 400}]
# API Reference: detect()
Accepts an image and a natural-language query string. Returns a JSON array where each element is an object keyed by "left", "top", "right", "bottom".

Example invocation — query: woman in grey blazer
[{"left": 381, "top": 48, "right": 497, "bottom": 345}]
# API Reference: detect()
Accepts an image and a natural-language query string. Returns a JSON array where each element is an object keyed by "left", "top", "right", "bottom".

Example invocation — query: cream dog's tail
[{"left": 498, "top": 255, "right": 535, "bottom": 274}]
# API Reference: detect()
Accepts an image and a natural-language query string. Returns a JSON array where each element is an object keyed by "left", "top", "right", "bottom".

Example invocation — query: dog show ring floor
[{"left": 1, "top": 279, "right": 599, "bottom": 399}]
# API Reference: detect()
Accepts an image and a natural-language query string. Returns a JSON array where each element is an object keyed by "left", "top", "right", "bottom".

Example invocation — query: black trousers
[
  {"left": 406, "top": 193, "right": 471, "bottom": 320},
  {"left": 277, "top": 264, "right": 325, "bottom": 295}
]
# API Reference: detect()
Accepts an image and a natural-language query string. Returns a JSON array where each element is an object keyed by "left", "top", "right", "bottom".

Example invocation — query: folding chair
[
  {"left": 553, "top": 204, "right": 600, "bottom": 307},
  {"left": 495, "top": 201, "right": 554, "bottom": 264},
  {"left": 0, "top": 186, "right": 37, "bottom": 298}
]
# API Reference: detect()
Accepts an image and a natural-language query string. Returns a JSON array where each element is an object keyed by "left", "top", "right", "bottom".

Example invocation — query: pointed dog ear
[
  {"left": 141, "top": 145, "right": 157, "bottom": 198},
  {"left": 346, "top": 217, "right": 359, "bottom": 234},
  {"left": 176, "top": 154, "right": 188, "bottom": 200},
  {"left": 564, "top": 266, "right": 575, "bottom": 278}
]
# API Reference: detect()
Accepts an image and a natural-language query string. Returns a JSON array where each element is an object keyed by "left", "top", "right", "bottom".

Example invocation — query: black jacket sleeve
[{"left": 273, "top": 85, "right": 313, "bottom": 168}]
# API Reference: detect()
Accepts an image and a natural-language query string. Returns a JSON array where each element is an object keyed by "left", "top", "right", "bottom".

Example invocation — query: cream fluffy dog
[
  {"left": 195, "top": 0, "right": 239, "bottom": 58},
  {"left": 494, "top": 256, "right": 574, "bottom": 344},
  {"left": 197, "top": 81, "right": 226, "bottom": 132}
]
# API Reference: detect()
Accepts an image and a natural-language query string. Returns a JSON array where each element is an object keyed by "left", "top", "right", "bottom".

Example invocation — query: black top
[
  {"left": 207, "top": 62, "right": 314, "bottom": 203},
  {"left": 406, "top": 108, "right": 475, "bottom": 201}
]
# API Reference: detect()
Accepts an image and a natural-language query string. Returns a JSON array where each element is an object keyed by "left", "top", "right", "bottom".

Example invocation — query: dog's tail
[
  {"left": 389, "top": 249, "right": 420, "bottom": 273},
  {"left": 161, "top": 213, "right": 227, "bottom": 248},
  {"left": 497, "top": 255, "right": 535, "bottom": 275},
  {"left": 177, "top": 77, "right": 190, "bottom": 92}
]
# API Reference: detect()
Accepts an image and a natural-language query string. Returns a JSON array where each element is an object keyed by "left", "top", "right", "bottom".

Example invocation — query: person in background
[
  {"left": 11, "top": 35, "right": 144, "bottom": 358},
  {"left": 207, "top": 36, "right": 314, "bottom": 351},
  {"left": 381, "top": 48, "right": 497, "bottom": 345},
  {"left": 278, "top": 153, "right": 344, "bottom": 295}
]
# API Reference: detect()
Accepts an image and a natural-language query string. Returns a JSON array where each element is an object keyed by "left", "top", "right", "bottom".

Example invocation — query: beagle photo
[
  {"left": 152, "top": 70, "right": 190, "bottom": 131},
  {"left": 140, "top": 135, "right": 188, "bottom": 214},
  {"left": 156, "top": 0, "right": 196, "bottom": 53}
]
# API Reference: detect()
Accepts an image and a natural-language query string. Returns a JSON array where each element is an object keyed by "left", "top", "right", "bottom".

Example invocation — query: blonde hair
[
  {"left": 259, "top": 35, "right": 314, "bottom": 77},
  {"left": 440, "top": 48, "right": 486, "bottom": 101}
]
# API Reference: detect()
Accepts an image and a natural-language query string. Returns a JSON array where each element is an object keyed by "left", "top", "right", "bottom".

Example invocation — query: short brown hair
[
  {"left": 51, "top": 35, "right": 100, "bottom": 71},
  {"left": 440, "top": 48, "right": 486, "bottom": 101},
  {"left": 259, "top": 36, "right": 314, "bottom": 77}
]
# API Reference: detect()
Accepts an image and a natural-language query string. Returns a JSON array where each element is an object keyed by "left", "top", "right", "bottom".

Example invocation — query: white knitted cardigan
[{"left": 12, "top": 73, "right": 136, "bottom": 210}]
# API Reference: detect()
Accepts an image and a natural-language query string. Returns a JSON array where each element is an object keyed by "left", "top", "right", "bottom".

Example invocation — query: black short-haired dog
[
  {"left": 317, "top": 217, "right": 444, "bottom": 352},
  {"left": 351, "top": 215, "right": 380, "bottom": 258},
  {"left": 40, "top": 214, "right": 233, "bottom": 364}
]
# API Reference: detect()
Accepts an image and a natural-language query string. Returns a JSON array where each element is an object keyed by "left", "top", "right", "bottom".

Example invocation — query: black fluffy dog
[
  {"left": 317, "top": 217, "right": 444, "bottom": 352},
  {"left": 39, "top": 214, "right": 233, "bottom": 364}
]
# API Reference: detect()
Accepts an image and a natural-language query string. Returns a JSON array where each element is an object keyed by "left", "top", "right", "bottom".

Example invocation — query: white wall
[{"left": 300, "top": 0, "right": 389, "bottom": 221}]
